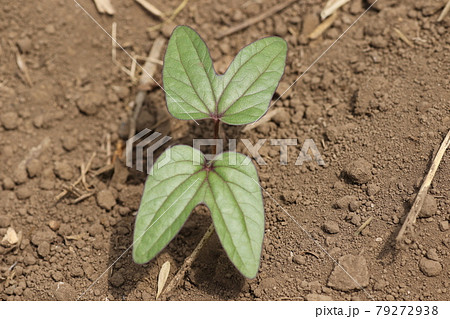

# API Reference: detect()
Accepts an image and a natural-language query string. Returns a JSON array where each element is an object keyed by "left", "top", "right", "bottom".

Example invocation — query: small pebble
[
  {"left": 26, "top": 159, "right": 42, "bottom": 178},
  {"left": 40, "top": 168, "right": 56, "bottom": 190},
  {"left": 15, "top": 266, "right": 23, "bottom": 276},
  {"left": 273, "top": 16, "right": 287, "bottom": 36},
  {"left": 343, "top": 159, "right": 372, "bottom": 184},
  {"left": 31, "top": 230, "right": 56, "bottom": 246},
  {"left": 291, "top": 108, "right": 305, "bottom": 124},
  {"left": 76, "top": 92, "right": 102, "bottom": 115},
  {"left": 16, "top": 185, "right": 32, "bottom": 200},
  {"left": 62, "top": 136, "right": 78, "bottom": 152},
  {"left": 0, "top": 215, "right": 11, "bottom": 228},
  {"left": 327, "top": 254, "right": 369, "bottom": 291},
  {"left": 373, "top": 279, "right": 389, "bottom": 291},
  {"left": 370, "top": 36, "right": 388, "bottom": 48},
  {"left": 418, "top": 195, "right": 437, "bottom": 218},
  {"left": 386, "top": 295, "right": 395, "bottom": 301},
  {"left": 323, "top": 221, "right": 340, "bottom": 234},
  {"left": 48, "top": 220, "right": 61, "bottom": 231},
  {"left": 33, "top": 115, "right": 45, "bottom": 128},
  {"left": 54, "top": 162, "right": 74, "bottom": 181},
  {"left": 118, "top": 185, "right": 144, "bottom": 211},
  {"left": 83, "top": 264, "right": 95, "bottom": 280},
  {"left": 109, "top": 272, "right": 125, "bottom": 288},
  {"left": 419, "top": 257, "right": 442, "bottom": 277},
  {"left": 96, "top": 189, "right": 116, "bottom": 211},
  {"left": 0, "top": 111, "right": 19, "bottom": 130},
  {"left": 439, "top": 220, "right": 449, "bottom": 232},
  {"left": 58, "top": 224, "right": 72, "bottom": 237},
  {"left": 14, "top": 167, "right": 28, "bottom": 184},
  {"left": 350, "top": 214, "right": 361, "bottom": 226},
  {"left": 426, "top": 248, "right": 440, "bottom": 261},
  {"left": 88, "top": 223, "right": 104, "bottom": 237},
  {"left": 23, "top": 253, "right": 37, "bottom": 266},
  {"left": 37, "top": 241, "right": 50, "bottom": 258},
  {"left": 51, "top": 272, "right": 64, "bottom": 282},
  {"left": 366, "top": 183, "right": 380, "bottom": 196},
  {"left": 334, "top": 195, "right": 357, "bottom": 210},
  {"left": 349, "top": 198, "right": 361, "bottom": 212},
  {"left": 2, "top": 177, "right": 15, "bottom": 190},
  {"left": 70, "top": 266, "right": 84, "bottom": 277},
  {"left": 293, "top": 255, "right": 306, "bottom": 265}
]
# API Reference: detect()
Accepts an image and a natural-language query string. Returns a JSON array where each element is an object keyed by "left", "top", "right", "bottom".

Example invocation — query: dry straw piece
[
  {"left": 309, "top": 12, "right": 339, "bottom": 40},
  {"left": 437, "top": 0, "right": 450, "bottom": 22},
  {"left": 135, "top": 0, "right": 165, "bottom": 18},
  {"left": 396, "top": 129, "right": 450, "bottom": 245},
  {"left": 128, "top": 37, "right": 166, "bottom": 140},
  {"left": 2, "top": 227, "right": 19, "bottom": 245},
  {"left": 320, "top": 0, "right": 350, "bottom": 20},
  {"left": 393, "top": 27, "right": 413, "bottom": 47},
  {"left": 156, "top": 261, "right": 171, "bottom": 299},
  {"left": 93, "top": 0, "right": 115, "bottom": 15}
]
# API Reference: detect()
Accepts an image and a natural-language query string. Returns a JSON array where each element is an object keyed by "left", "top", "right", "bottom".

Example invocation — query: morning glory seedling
[{"left": 133, "top": 26, "right": 287, "bottom": 278}]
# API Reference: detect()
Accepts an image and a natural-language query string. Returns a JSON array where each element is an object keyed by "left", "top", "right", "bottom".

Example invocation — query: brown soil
[{"left": 1, "top": 0, "right": 449, "bottom": 301}]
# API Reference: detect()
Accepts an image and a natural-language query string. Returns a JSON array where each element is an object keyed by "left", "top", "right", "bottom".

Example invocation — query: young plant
[{"left": 133, "top": 26, "right": 287, "bottom": 278}]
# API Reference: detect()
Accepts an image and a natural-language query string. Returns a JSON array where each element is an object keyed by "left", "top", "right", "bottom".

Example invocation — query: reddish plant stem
[{"left": 212, "top": 119, "right": 220, "bottom": 155}]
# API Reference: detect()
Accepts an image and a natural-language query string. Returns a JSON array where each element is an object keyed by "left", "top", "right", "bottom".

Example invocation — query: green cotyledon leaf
[
  {"left": 132, "top": 145, "right": 264, "bottom": 278},
  {"left": 132, "top": 145, "right": 207, "bottom": 264},
  {"left": 204, "top": 152, "right": 264, "bottom": 278},
  {"left": 163, "top": 25, "right": 287, "bottom": 125}
]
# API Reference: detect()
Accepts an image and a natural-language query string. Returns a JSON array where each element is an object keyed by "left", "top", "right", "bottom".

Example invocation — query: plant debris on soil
[{"left": 0, "top": 0, "right": 449, "bottom": 301}]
